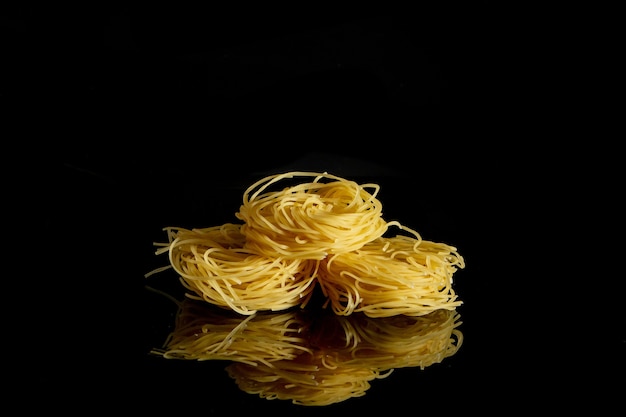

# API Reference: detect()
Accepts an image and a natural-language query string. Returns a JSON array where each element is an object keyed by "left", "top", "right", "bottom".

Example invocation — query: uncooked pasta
[
  {"left": 147, "top": 223, "right": 319, "bottom": 315},
  {"left": 146, "top": 171, "right": 465, "bottom": 317},
  {"left": 317, "top": 222, "right": 465, "bottom": 317},
  {"left": 235, "top": 171, "right": 389, "bottom": 260}
]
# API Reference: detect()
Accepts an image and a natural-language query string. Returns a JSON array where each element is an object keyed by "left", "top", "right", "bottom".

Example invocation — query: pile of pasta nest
[{"left": 146, "top": 171, "right": 465, "bottom": 318}]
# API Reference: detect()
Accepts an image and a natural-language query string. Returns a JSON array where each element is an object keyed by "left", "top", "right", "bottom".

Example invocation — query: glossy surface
[{"left": 11, "top": 5, "right": 622, "bottom": 414}]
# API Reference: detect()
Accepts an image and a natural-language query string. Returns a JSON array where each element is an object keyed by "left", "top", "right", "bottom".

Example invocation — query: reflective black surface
[{"left": 9, "top": 4, "right": 622, "bottom": 413}]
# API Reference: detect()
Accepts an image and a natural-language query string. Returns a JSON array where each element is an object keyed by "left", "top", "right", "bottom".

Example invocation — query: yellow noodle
[
  {"left": 235, "top": 171, "right": 389, "bottom": 260},
  {"left": 318, "top": 223, "right": 465, "bottom": 317},
  {"left": 146, "top": 171, "right": 465, "bottom": 317},
  {"left": 155, "top": 223, "right": 319, "bottom": 315}
]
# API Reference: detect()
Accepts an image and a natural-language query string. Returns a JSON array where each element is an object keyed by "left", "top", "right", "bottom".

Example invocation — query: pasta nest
[
  {"left": 317, "top": 235, "right": 465, "bottom": 317},
  {"left": 158, "top": 223, "right": 319, "bottom": 315},
  {"left": 236, "top": 171, "right": 388, "bottom": 260}
]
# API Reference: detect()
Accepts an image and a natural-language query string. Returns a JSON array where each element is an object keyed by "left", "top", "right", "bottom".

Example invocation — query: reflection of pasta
[
  {"left": 235, "top": 171, "right": 389, "bottom": 260},
  {"left": 225, "top": 309, "right": 461, "bottom": 405},
  {"left": 318, "top": 224, "right": 465, "bottom": 317},
  {"left": 333, "top": 309, "right": 463, "bottom": 370},
  {"left": 151, "top": 297, "right": 463, "bottom": 406},
  {"left": 147, "top": 223, "right": 319, "bottom": 315},
  {"left": 226, "top": 354, "right": 390, "bottom": 406},
  {"left": 150, "top": 300, "right": 312, "bottom": 367}
]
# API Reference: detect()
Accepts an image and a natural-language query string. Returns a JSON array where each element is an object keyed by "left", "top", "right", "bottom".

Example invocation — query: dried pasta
[{"left": 146, "top": 171, "right": 465, "bottom": 317}]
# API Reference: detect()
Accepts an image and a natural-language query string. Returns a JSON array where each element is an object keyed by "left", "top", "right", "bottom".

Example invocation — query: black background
[{"left": 4, "top": 3, "right": 623, "bottom": 413}]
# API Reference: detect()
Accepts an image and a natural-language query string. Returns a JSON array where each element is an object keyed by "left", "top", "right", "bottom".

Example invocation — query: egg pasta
[{"left": 146, "top": 171, "right": 465, "bottom": 317}]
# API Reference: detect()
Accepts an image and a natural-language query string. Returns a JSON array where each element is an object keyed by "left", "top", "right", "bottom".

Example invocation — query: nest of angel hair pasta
[
  {"left": 146, "top": 171, "right": 465, "bottom": 317},
  {"left": 235, "top": 171, "right": 389, "bottom": 260}
]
